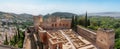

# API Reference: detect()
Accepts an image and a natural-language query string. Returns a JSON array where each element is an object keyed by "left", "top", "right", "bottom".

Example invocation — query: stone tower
[
  {"left": 34, "top": 16, "right": 43, "bottom": 31},
  {"left": 96, "top": 28, "right": 115, "bottom": 49}
]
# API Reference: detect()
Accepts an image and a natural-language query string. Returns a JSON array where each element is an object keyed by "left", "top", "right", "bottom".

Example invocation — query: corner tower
[
  {"left": 34, "top": 16, "right": 43, "bottom": 31},
  {"left": 96, "top": 28, "right": 115, "bottom": 49}
]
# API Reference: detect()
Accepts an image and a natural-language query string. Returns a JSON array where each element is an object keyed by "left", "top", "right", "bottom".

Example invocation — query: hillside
[
  {"left": 87, "top": 12, "right": 120, "bottom": 17},
  {"left": 44, "top": 12, "right": 120, "bottom": 19},
  {"left": 43, "top": 12, "right": 77, "bottom": 18},
  {"left": 0, "top": 11, "right": 33, "bottom": 22},
  {"left": 1, "top": 11, "right": 120, "bottom": 21}
]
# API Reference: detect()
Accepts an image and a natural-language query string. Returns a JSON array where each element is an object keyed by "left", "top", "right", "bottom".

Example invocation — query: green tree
[
  {"left": 17, "top": 27, "right": 20, "bottom": 40},
  {"left": 85, "top": 12, "right": 88, "bottom": 27},
  {"left": 115, "top": 38, "right": 120, "bottom": 49},
  {"left": 97, "top": 20, "right": 101, "bottom": 26},
  {"left": 78, "top": 16, "right": 85, "bottom": 26},
  {"left": 87, "top": 19, "right": 90, "bottom": 26},
  {"left": 115, "top": 28, "right": 120, "bottom": 39},
  {"left": 74, "top": 16, "right": 78, "bottom": 31},
  {"left": 4, "top": 34, "right": 9, "bottom": 45},
  {"left": 71, "top": 15, "right": 79, "bottom": 31},
  {"left": 71, "top": 16, "right": 74, "bottom": 28}
]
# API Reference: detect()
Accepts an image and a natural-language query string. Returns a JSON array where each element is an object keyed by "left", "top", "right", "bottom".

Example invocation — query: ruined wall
[{"left": 77, "top": 25, "right": 96, "bottom": 44}]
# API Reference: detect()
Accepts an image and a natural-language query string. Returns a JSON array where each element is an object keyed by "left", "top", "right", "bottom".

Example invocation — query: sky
[{"left": 0, "top": 0, "right": 120, "bottom": 15}]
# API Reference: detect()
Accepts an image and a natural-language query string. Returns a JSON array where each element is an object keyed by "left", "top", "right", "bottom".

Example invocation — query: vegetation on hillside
[
  {"left": 43, "top": 12, "right": 77, "bottom": 19},
  {"left": 3, "top": 21, "right": 33, "bottom": 48}
]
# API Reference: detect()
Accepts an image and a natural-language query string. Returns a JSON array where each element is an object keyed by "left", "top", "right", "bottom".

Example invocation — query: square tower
[
  {"left": 96, "top": 28, "right": 115, "bottom": 49},
  {"left": 34, "top": 16, "right": 43, "bottom": 31}
]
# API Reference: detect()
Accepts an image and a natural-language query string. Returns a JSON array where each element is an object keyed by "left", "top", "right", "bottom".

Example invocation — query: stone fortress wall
[
  {"left": 77, "top": 25, "right": 96, "bottom": 45},
  {"left": 77, "top": 25, "right": 115, "bottom": 49}
]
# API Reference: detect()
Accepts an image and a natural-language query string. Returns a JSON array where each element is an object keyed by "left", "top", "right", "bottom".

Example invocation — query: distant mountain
[
  {"left": 44, "top": 12, "right": 77, "bottom": 18},
  {"left": 0, "top": 11, "right": 33, "bottom": 22},
  {"left": 44, "top": 12, "right": 120, "bottom": 18},
  {"left": 1, "top": 11, "right": 120, "bottom": 21},
  {"left": 51, "top": 12, "right": 76, "bottom": 17},
  {"left": 87, "top": 12, "right": 120, "bottom": 17},
  {"left": 19, "top": 13, "right": 33, "bottom": 17}
]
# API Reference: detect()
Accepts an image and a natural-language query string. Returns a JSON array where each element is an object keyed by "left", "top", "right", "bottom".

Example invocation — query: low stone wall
[
  {"left": 0, "top": 45, "right": 22, "bottom": 49},
  {"left": 23, "top": 30, "right": 28, "bottom": 49},
  {"left": 23, "top": 28, "right": 38, "bottom": 49},
  {"left": 77, "top": 25, "right": 96, "bottom": 44}
]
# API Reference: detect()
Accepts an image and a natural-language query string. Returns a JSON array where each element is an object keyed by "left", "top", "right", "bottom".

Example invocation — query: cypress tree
[
  {"left": 85, "top": 11, "right": 88, "bottom": 27},
  {"left": 75, "top": 16, "right": 78, "bottom": 25},
  {"left": 71, "top": 15, "right": 75, "bottom": 29},
  {"left": 17, "top": 27, "right": 20, "bottom": 40},
  {"left": 4, "top": 34, "right": 9, "bottom": 45},
  {"left": 71, "top": 16, "right": 73, "bottom": 28},
  {"left": 87, "top": 19, "right": 90, "bottom": 26},
  {"left": 74, "top": 16, "right": 78, "bottom": 31}
]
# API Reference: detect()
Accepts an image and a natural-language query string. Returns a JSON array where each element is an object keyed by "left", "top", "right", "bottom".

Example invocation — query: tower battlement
[{"left": 98, "top": 28, "right": 114, "bottom": 33}]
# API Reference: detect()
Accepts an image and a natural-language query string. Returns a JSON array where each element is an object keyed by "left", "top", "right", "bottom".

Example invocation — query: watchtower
[
  {"left": 34, "top": 16, "right": 43, "bottom": 32},
  {"left": 96, "top": 28, "right": 115, "bottom": 49}
]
